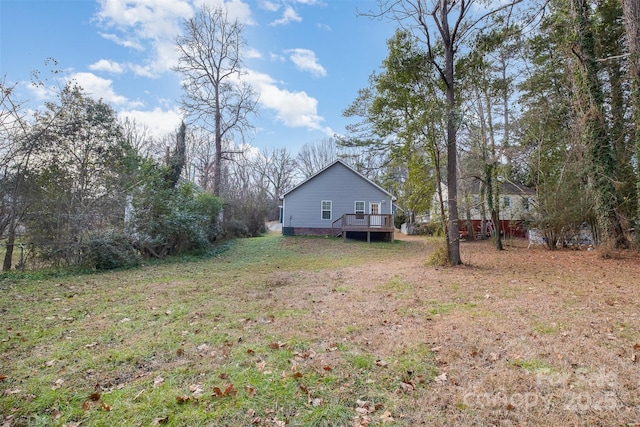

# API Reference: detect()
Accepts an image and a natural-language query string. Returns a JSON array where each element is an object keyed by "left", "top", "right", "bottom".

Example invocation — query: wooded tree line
[
  {"left": 340, "top": 0, "right": 640, "bottom": 262},
  {"left": 2, "top": 0, "right": 639, "bottom": 270},
  {"left": 0, "top": 72, "right": 377, "bottom": 270}
]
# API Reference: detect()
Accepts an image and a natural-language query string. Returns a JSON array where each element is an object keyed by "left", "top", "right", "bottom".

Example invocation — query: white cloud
[
  {"left": 96, "top": 0, "right": 193, "bottom": 76},
  {"left": 259, "top": 0, "right": 280, "bottom": 12},
  {"left": 89, "top": 59, "right": 125, "bottom": 74},
  {"left": 270, "top": 5, "right": 302, "bottom": 26},
  {"left": 246, "top": 47, "right": 262, "bottom": 59},
  {"left": 194, "top": 0, "right": 255, "bottom": 24},
  {"left": 119, "top": 107, "right": 183, "bottom": 139},
  {"left": 286, "top": 48, "right": 326, "bottom": 77},
  {"left": 270, "top": 52, "right": 285, "bottom": 62},
  {"left": 98, "top": 32, "right": 144, "bottom": 50},
  {"left": 244, "top": 69, "right": 332, "bottom": 136},
  {"left": 25, "top": 82, "right": 58, "bottom": 103},
  {"left": 96, "top": 0, "right": 255, "bottom": 78},
  {"left": 66, "top": 72, "right": 140, "bottom": 107}
]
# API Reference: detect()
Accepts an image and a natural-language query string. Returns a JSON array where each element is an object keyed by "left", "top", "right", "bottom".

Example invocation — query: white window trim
[
  {"left": 354, "top": 201, "right": 365, "bottom": 214},
  {"left": 321, "top": 200, "right": 332, "bottom": 220}
]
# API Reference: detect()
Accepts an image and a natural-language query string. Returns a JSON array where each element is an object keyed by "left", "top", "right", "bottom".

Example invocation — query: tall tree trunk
[
  {"left": 485, "top": 166, "right": 503, "bottom": 250},
  {"left": 475, "top": 86, "right": 503, "bottom": 250},
  {"left": 214, "top": 85, "right": 223, "bottom": 197},
  {"left": 3, "top": 225, "right": 15, "bottom": 271},
  {"left": 485, "top": 92, "right": 503, "bottom": 251},
  {"left": 440, "top": 3, "right": 461, "bottom": 265},
  {"left": 432, "top": 144, "right": 448, "bottom": 239},
  {"left": 622, "top": 0, "right": 640, "bottom": 243},
  {"left": 571, "top": 0, "right": 626, "bottom": 247}
]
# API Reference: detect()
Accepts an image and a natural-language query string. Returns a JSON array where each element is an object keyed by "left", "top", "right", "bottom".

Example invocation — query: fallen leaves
[
  {"left": 245, "top": 385, "right": 257, "bottom": 397},
  {"left": 153, "top": 415, "right": 169, "bottom": 424},
  {"left": 268, "top": 341, "right": 287, "bottom": 350},
  {"left": 175, "top": 395, "right": 192, "bottom": 404},
  {"left": 355, "top": 399, "right": 383, "bottom": 414},
  {"left": 399, "top": 381, "right": 415, "bottom": 394},
  {"left": 2, "top": 388, "right": 22, "bottom": 396},
  {"left": 212, "top": 383, "right": 237, "bottom": 398},
  {"left": 153, "top": 376, "right": 164, "bottom": 388},
  {"left": 434, "top": 371, "right": 448, "bottom": 384},
  {"left": 189, "top": 383, "right": 204, "bottom": 399},
  {"left": 82, "top": 391, "right": 111, "bottom": 412},
  {"left": 51, "top": 407, "right": 62, "bottom": 420},
  {"left": 380, "top": 410, "right": 395, "bottom": 423},
  {"left": 353, "top": 399, "right": 390, "bottom": 426}
]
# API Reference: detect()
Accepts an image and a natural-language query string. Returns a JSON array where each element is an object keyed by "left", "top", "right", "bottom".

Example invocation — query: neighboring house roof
[{"left": 280, "top": 159, "right": 396, "bottom": 200}]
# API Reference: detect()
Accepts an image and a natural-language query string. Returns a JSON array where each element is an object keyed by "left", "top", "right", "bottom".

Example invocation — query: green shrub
[
  {"left": 130, "top": 173, "right": 223, "bottom": 258},
  {"left": 222, "top": 193, "right": 269, "bottom": 238},
  {"left": 394, "top": 211, "right": 408, "bottom": 229},
  {"left": 413, "top": 222, "right": 442, "bottom": 236},
  {"left": 84, "top": 231, "right": 140, "bottom": 270}
]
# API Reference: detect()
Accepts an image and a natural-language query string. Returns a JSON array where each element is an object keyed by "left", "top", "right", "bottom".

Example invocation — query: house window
[
  {"left": 522, "top": 197, "right": 530, "bottom": 211},
  {"left": 503, "top": 196, "right": 511, "bottom": 208},
  {"left": 321, "top": 200, "right": 332, "bottom": 220},
  {"left": 355, "top": 201, "right": 365, "bottom": 214}
]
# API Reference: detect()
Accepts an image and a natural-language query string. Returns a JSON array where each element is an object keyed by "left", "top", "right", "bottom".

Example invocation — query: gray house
[{"left": 280, "top": 160, "right": 396, "bottom": 242}]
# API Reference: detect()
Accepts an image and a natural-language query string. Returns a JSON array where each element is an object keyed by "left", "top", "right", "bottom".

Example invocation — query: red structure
[{"left": 459, "top": 219, "right": 528, "bottom": 239}]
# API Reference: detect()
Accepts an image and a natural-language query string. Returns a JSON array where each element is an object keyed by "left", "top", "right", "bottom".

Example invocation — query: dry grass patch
[{"left": 1, "top": 234, "right": 640, "bottom": 426}]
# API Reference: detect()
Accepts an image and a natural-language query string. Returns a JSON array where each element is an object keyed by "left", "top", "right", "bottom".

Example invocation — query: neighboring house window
[
  {"left": 321, "top": 200, "right": 332, "bottom": 220},
  {"left": 472, "top": 195, "right": 480, "bottom": 213},
  {"left": 355, "top": 201, "right": 365, "bottom": 214},
  {"left": 503, "top": 196, "right": 511, "bottom": 208},
  {"left": 522, "top": 197, "right": 530, "bottom": 211}
]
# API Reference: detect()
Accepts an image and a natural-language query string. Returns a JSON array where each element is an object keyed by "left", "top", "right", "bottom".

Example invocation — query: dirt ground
[{"left": 264, "top": 234, "right": 640, "bottom": 426}]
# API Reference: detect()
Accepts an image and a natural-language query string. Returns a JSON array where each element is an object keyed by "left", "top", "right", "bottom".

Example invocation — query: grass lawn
[{"left": 1, "top": 233, "right": 639, "bottom": 426}]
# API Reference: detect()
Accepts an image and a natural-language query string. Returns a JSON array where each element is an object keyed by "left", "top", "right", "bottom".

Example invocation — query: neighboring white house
[
  {"left": 432, "top": 179, "right": 536, "bottom": 238},
  {"left": 279, "top": 160, "right": 396, "bottom": 241}
]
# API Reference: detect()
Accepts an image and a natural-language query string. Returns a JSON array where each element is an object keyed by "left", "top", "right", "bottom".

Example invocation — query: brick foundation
[{"left": 286, "top": 227, "right": 334, "bottom": 236}]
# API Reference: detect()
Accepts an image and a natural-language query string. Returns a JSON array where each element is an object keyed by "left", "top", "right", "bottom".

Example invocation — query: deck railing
[{"left": 332, "top": 214, "right": 394, "bottom": 233}]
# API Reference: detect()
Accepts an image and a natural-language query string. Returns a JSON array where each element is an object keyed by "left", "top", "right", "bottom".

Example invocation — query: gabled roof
[{"left": 280, "top": 159, "right": 396, "bottom": 200}]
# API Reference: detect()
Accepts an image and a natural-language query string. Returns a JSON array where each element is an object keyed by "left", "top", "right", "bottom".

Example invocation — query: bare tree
[
  {"left": 175, "top": 4, "right": 258, "bottom": 196},
  {"left": 120, "top": 117, "right": 155, "bottom": 157},
  {"left": 252, "top": 147, "right": 298, "bottom": 219},
  {"left": 368, "top": 0, "right": 524, "bottom": 265},
  {"left": 296, "top": 138, "right": 339, "bottom": 178},
  {"left": 0, "top": 78, "right": 33, "bottom": 270}
]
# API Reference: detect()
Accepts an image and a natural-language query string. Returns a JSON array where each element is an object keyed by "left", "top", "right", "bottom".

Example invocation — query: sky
[{"left": 0, "top": 0, "right": 398, "bottom": 154}]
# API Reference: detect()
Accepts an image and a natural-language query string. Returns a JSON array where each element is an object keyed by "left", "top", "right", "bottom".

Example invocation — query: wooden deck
[{"left": 332, "top": 214, "right": 395, "bottom": 242}]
